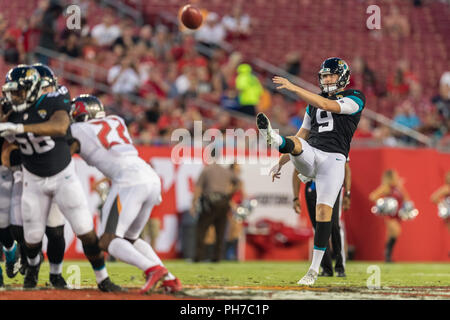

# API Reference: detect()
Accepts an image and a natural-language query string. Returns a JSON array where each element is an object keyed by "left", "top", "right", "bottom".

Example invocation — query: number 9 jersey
[
  {"left": 8, "top": 86, "right": 72, "bottom": 177},
  {"left": 303, "top": 89, "right": 365, "bottom": 158}
]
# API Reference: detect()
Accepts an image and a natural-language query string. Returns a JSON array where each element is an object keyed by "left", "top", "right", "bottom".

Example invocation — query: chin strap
[{"left": 321, "top": 83, "right": 338, "bottom": 94}]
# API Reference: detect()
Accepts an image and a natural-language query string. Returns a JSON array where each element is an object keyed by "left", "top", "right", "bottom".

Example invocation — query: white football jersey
[{"left": 70, "top": 115, "right": 159, "bottom": 185}]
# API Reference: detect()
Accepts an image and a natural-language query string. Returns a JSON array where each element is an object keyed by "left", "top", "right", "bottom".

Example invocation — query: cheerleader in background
[
  {"left": 369, "top": 169, "right": 411, "bottom": 263},
  {"left": 430, "top": 171, "right": 450, "bottom": 233}
]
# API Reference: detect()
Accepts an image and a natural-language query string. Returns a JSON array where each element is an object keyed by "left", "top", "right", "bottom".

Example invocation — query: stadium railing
[
  {"left": 32, "top": 46, "right": 256, "bottom": 130},
  {"left": 97, "top": 0, "right": 144, "bottom": 26}
]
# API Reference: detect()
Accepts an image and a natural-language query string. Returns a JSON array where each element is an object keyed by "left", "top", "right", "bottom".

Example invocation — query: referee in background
[{"left": 293, "top": 159, "right": 351, "bottom": 277}]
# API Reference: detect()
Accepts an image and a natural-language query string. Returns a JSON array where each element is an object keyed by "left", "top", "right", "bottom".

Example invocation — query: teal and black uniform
[
  {"left": 8, "top": 86, "right": 72, "bottom": 177},
  {"left": 305, "top": 89, "right": 365, "bottom": 157}
]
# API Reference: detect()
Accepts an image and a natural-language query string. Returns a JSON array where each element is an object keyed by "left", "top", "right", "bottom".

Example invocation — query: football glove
[{"left": 0, "top": 122, "right": 24, "bottom": 137}]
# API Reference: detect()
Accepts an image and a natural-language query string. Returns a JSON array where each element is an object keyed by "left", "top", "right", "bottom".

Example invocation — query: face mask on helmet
[
  {"left": 2, "top": 67, "right": 42, "bottom": 112},
  {"left": 71, "top": 95, "right": 105, "bottom": 122},
  {"left": 318, "top": 58, "right": 350, "bottom": 95},
  {"left": 71, "top": 101, "right": 90, "bottom": 122},
  {"left": 319, "top": 72, "right": 339, "bottom": 94}
]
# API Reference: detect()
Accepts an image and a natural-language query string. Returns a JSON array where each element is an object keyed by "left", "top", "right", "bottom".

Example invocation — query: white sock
[
  {"left": 108, "top": 238, "right": 156, "bottom": 272},
  {"left": 273, "top": 132, "right": 284, "bottom": 147},
  {"left": 310, "top": 249, "right": 326, "bottom": 273},
  {"left": 50, "top": 263, "right": 63, "bottom": 275},
  {"left": 133, "top": 239, "right": 175, "bottom": 280},
  {"left": 260, "top": 127, "right": 283, "bottom": 147},
  {"left": 28, "top": 254, "right": 41, "bottom": 266},
  {"left": 94, "top": 266, "right": 108, "bottom": 284}
]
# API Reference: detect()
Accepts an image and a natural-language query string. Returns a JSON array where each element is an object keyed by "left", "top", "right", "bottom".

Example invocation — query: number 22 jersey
[
  {"left": 8, "top": 87, "right": 72, "bottom": 177},
  {"left": 70, "top": 115, "right": 159, "bottom": 186}
]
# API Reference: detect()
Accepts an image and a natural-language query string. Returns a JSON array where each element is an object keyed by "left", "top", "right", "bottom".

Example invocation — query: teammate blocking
[
  {"left": 3, "top": 63, "right": 69, "bottom": 288},
  {"left": 0, "top": 65, "right": 121, "bottom": 291},
  {"left": 257, "top": 57, "right": 365, "bottom": 285}
]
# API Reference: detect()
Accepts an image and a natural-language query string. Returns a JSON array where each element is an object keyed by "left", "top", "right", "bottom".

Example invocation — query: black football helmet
[
  {"left": 2, "top": 65, "right": 42, "bottom": 112},
  {"left": 71, "top": 94, "right": 105, "bottom": 122},
  {"left": 32, "top": 63, "right": 57, "bottom": 90},
  {"left": 318, "top": 57, "right": 350, "bottom": 94}
]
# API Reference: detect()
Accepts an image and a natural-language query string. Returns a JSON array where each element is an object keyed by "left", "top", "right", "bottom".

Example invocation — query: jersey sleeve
[
  {"left": 339, "top": 90, "right": 365, "bottom": 115},
  {"left": 305, "top": 105, "right": 312, "bottom": 116},
  {"left": 301, "top": 112, "right": 312, "bottom": 130}
]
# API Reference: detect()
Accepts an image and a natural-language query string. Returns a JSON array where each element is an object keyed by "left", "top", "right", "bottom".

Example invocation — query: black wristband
[{"left": 293, "top": 197, "right": 299, "bottom": 201}]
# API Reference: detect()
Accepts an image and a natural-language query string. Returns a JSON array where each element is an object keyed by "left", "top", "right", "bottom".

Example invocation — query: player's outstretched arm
[
  {"left": 273, "top": 76, "right": 340, "bottom": 113},
  {"left": 23, "top": 110, "right": 70, "bottom": 137},
  {"left": 343, "top": 162, "right": 352, "bottom": 211},
  {"left": 292, "top": 169, "right": 301, "bottom": 214},
  {"left": 295, "top": 127, "right": 310, "bottom": 140},
  {"left": 271, "top": 127, "right": 310, "bottom": 181},
  {"left": 1, "top": 140, "right": 19, "bottom": 168}
]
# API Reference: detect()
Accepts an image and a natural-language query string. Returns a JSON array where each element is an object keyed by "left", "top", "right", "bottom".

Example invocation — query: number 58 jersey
[
  {"left": 70, "top": 115, "right": 159, "bottom": 186},
  {"left": 8, "top": 87, "right": 72, "bottom": 177}
]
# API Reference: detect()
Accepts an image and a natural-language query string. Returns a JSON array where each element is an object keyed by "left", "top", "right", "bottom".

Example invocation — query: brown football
[{"left": 180, "top": 5, "right": 203, "bottom": 29}]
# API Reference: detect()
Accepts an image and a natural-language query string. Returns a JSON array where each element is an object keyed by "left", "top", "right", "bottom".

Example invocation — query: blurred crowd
[{"left": 0, "top": 0, "right": 448, "bottom": 148}]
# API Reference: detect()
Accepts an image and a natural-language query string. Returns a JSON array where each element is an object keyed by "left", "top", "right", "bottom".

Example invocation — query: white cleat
[
  {"left": 297, "top": 269, "right": 318, "bottom": 286},
  {"left": 256, "top": 112, "right": 277, "bottom": 147}
]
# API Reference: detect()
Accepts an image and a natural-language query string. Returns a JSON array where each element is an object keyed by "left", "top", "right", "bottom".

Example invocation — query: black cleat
[
  {"left": 256, "top": 112, "right": 269, "bottom": 130},
  {"left": 19, "top": 257, "right": 28, "bottom": 275},
  {"left": 17, "top": 243, "right": 28, "bottom": 275},
  {"left": 336, "top": 271, "right": 347, "bottom": 277},
  {"left": 23, "top": 264, "right": 41, "bottom": 289},
  {"left": 23, "top": 252, "right": 43, "bottom": 289},
  {"left": 318, "top": 270, "right": 333, "bottom": 277},
  {"left": 256, "top": 113, "right": 277, "bottom": 146},
  {"left": 98, "top": 277, "right": 124, "bottom": 292},
  {"left": 50, "top": 273, "right": 68, "bottom": 289}
]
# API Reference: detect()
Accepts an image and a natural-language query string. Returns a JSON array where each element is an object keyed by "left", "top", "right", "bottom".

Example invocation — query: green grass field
[{"left": 3, "top": 260, "right": 449, "bottom": 289}]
